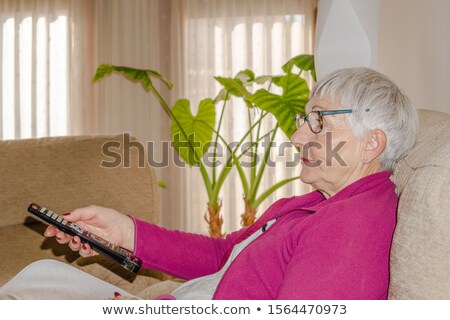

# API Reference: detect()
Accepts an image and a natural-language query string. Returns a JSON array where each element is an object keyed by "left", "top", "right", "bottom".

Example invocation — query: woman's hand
[{"left": 43, "top": 205, "right": 135, "bottom": 257}]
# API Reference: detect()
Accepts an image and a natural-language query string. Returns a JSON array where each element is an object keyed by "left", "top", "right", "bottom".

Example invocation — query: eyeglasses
[{"left": 294, "top": 109, "right": 369, "bottom": 133}]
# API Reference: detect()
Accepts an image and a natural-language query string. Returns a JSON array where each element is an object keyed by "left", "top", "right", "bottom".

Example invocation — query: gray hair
[{"left": 310, "top": 67, "right": 418, "bottom": 172}]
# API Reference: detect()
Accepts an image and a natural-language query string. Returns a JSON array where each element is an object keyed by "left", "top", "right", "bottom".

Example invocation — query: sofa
[
  {"left": 0, "top": 134, "right": 171, "bottom": 297},
  {"left": 390, "top": 109, "right": 450, "bottom": 299},
  {"left": 0, "top": 109, "right": 449, "bottom": 299}
]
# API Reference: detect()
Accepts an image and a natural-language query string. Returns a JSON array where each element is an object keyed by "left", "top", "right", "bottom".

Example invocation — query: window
[{"left": 0, "top": 10, "right": 68, "bottom": 139}]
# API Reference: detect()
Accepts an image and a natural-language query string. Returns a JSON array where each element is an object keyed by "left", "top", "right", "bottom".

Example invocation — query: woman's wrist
[{"left": 122, "top": 215, "right": 137, "bottom": 252}]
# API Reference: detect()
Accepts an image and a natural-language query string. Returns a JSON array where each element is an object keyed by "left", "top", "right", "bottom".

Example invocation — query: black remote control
[{"left": 28, "top": 203, "right": 142, "bottom": 273}]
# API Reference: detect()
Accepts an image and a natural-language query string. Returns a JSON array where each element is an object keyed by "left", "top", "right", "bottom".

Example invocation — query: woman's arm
[
  {"left": 132, "top": 218, "right": 246, "bottom": 280},
  {"left": 132, "top": 197, "right": 292, "bottom": 280}
]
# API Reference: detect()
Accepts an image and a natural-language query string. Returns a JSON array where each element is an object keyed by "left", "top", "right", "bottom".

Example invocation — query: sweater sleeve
[{"left": 131, "top": 217, "right": 246, "bottom": 280}]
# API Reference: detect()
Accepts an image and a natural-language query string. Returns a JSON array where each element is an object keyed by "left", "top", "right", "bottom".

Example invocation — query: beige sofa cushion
[
  {"left": 0, "top": 134, "right": 159, "bottom": 227},
  {"left": 390, "top": 109, "right": 450, "bottom": 299}
]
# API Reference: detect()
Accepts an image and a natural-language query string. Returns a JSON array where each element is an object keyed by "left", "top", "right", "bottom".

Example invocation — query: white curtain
[
  {"left": 0, "top": 0, "right": 316, "bottom": 234},
  {"left": 0, "top": 0, "right": 73, "bottom": 139},
  {"left": 0, "top": 0, "right": 170, "bottom": 142}
]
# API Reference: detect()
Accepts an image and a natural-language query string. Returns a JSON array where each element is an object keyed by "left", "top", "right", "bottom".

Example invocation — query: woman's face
[{"left": 291, "top": 96, "right": 366, "bottom": 198}]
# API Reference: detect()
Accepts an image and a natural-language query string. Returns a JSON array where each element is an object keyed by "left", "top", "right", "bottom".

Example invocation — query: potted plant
[{"left": 93, "top": 54, "right": 316, "bottom": 237}]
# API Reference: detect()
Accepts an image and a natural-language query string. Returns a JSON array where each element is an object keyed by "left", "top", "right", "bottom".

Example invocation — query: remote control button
[
  {"left": 31, "top": 205, "right": 38, "bottom": 210},
  {"left": 51, "top": 213, "right": 58, "bottom": 220},
  {"left": 56, "top": 217, "right": 62, "bottom": 223},
  {"left": 62, "top": 220, "right": 67, "bottom": 225},
  {"left": 46, "top": 211, "right": 52, "bottom": 217},
  {"left": 70, "top": 223, "right": 84, "bottom": 234}
]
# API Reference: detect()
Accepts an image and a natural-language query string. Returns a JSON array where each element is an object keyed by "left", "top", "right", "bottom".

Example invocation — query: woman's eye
[{"left": 312, "top": 117, "right": 321, "bottom": 124}]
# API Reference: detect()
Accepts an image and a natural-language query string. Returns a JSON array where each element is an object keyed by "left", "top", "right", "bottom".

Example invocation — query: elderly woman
[{"left": 0, "top": 67, "right": 418, "bottom": 300}]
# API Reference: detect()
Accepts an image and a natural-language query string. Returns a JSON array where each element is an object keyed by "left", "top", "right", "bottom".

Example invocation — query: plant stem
[
  {"left": 235, "top": 129, "right": 274, "bottom": 161},
  {"left": 210, "top": 112, "right": 270, "bottom": 207},
  {"left": 212, "top": 94, "right": 228, "bottom": 188},
  {"left": 252, "top": 110, "right": 265, "bottom": 187},
  {"left": 204, "top": 201, "right": 224, "bottom": 238},
  {"left": 247, "top": 107, "right": 253, "bottom": 158},
  {"left": 252, "top": 176, "right": 298, "bottom": 208},
  {"left": 240, "top": 195, "right": 257, "bottom": 227},
  {"left": 248, "top": 123, "right": 279, "bottom": 203}
]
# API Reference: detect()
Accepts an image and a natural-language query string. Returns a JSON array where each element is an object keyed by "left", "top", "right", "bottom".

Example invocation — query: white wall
[
  {"left": 378, "top": 0, "right": 450, "bottom": 114},
  {"left": 315, "top": 0, "right": 380, "bottom": 79}
]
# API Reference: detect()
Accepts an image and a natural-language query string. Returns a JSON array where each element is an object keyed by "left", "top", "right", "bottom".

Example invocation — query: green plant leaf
[
  {"left": 214, "top": 76, "right": 255, "bottom": 109},
  {"left": 92, "top": 64, "right": 173, "bottom": 90},
  {"left": 92, "top": 64, "right": 115, "bottom": 82},
  {"left": 235, "top": 69, "right": 255, "bottom": 84},
  {"left": 146, "top": 69, "right": 174, "bottom": 89},
  {"left": 171, "top": 98, "right": 216, "bottom": 166},
  {"left": 282, "top": 54, "right": 316, "bottom": 81},
  {"left": 214, "top": 69, "right": 258, "bottom": 108},
  {"left": 214, "top": 77, "right": 251, "bottom": 98},
  {"left": 248, "top": 73, "right": 309, "bottom": 138},
  {"left": 214, "top": 88, "right": 231, "bottom": 103},
  {"left": 254, "top": 75, "right": 273, "bottom": 85}
]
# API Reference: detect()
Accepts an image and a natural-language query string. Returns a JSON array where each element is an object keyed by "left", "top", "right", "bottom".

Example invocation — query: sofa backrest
[
  {"left": 0, "top": 134, "right": 160, "bottom": 228},
  {"left": 390, "top": 109, "right": 450, "bottom": 299}
]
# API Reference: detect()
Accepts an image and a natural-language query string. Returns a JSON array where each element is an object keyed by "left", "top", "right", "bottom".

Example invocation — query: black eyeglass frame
[{"left": 294, "top": 109, "right": 370, "bottom": 133}]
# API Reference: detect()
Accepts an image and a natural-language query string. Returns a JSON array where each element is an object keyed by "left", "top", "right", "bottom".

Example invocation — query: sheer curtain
[
  {"left": 174, "top": 0, "right": 316, "bottom": 234},
  {"left": 0, "top": 0, "right": 170, "bottom": 142},
  {"left": 0, "top": 0, "right": 73, "bottom": 139}
]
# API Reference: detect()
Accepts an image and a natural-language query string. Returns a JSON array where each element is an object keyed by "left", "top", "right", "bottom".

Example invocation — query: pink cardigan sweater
[{"left": 132, "top": 171, "right": 397, "bottom": 300}]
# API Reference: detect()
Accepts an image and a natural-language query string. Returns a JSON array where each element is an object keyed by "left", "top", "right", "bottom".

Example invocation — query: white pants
[{"left": 0, "top": 259, "right": 135, "bottom": 300}]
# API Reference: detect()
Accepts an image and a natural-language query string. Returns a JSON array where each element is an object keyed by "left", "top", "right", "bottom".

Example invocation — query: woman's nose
[{"left": 291, "top": 123, "right": 312, "bottom": 147}]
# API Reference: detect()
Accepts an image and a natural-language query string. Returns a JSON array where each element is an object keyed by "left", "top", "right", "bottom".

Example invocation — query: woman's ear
[{"left": 361, "top": 129, "right": 387, "bottom": 163}]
